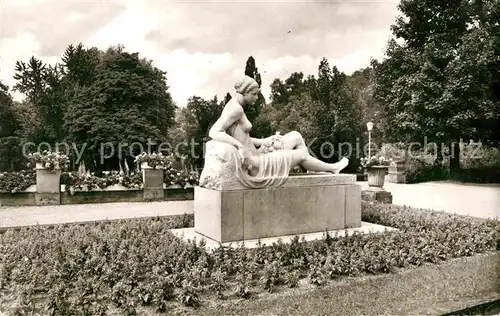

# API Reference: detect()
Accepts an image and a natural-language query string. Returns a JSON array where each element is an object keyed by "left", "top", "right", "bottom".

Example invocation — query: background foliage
[{"left": 0, "top": 0, "right": 498, "bottom": 182}]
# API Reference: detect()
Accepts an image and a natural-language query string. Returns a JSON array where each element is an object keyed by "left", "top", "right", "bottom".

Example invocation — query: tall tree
[
  {"left": 278, "top": 92, "right": 319, "bottom": 143},
  {"left": 243, "top": 56, "right": 270, "bottom": 138},
  {"left": 391, "top": 0, "right": 473, "bottom": 49},
  {"left": 305, "top": 59, "right": 364, "bottom": 165},
  {"left": 270, "top": 78, "right": 288, "bottom": 106},
  {"left": 61, "top": 43, "right": 100, "bottom": 88},
  {"left": 64, "top": 49, "right": 176, "bottom": 170},
  {"left": 346, "top": 67, "right": 381, "bottom": 124},
  {"left": 373, "top": 0, "right": 500, "bottom": 168},
  {"left": 0, "top": 81, "right": 23, "bottom": 171},
  {"left": 182, "top": 95, "right": 224, "bottom": 168},
  {"left": 266, "top": 59, "right": 363, "bottom": 166},
  {"left": 13, "top": 57, "right": 48, "bottom": 105},
  {"left": 310, "top": 58, "right": 336, "bottom": 157},
  {"left": 243, "top": 56, "right": 264, "bottom": 122},
  {"left": 223, "top": 92, "right": 232, "bottom": 105},
  {"left": 244, "top": 56, "right": 262, "bottom": 86},
  {"left": 13, "top": 57, "right": 66, "bottom": 143},
  {"left": 0, "top": 82, "right": 20, "bottom": 138},
  {"left": 270, "top": 72, "right": 307, "bottom": 107}
]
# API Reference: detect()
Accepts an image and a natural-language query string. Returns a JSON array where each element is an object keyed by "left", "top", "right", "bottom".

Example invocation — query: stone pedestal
[
  {"left": 142, "top": 168, "right": 164, "bottom": 201},
  {"left": 194, "top": 174, "right": 361, "bottom": 243},
  {"left": 362, "top": 189, "right": 393, "bottom": 204},
  {"left": 386, "top": 161, "right": 406, "bottom": 184},
  {"left": 35, "top": 168, "right": 61, "bottom": 206}
]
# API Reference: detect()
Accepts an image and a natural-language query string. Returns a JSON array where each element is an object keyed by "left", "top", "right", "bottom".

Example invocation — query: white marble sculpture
[{"left": 199, "top": 75, "right": 349, "bottom": 189}]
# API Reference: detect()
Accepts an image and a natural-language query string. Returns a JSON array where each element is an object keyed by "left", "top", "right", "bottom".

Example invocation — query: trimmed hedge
[
  {"left": 406, "top": 165, "right": 500, "bottom": 184},
  {"left": 0, "top": 203, "right": 498, "bottom": 315},
  {"left": 449, "top": 167, "right": 500, "bottom": 184}
]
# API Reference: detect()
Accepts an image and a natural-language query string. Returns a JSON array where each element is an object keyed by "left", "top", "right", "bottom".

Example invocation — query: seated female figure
[{"left": 208, "top": 75, "right": 348, "bottom": 188}]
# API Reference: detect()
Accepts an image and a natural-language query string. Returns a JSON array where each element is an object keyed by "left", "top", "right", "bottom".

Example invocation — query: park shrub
[
  {"left": 405, "top": 161, "right": 450, "bottom": 183},
  {"left": 453, "top": 143, "right": 500, "bottom": 183},
  {"left": 402, "top": 141, "right": 500, "bottom": 184},
  {"left": 459, "top": 142, "right": 500, "bottom": 169},
  {"left": 378, "top": 142, "right": 448, "bottom": 183},
  {"left": 0, "top": 203, "right": 498, "bottom": 314},
  {"left": 379, "top": 142, "right": 407, "bottom": 162}
]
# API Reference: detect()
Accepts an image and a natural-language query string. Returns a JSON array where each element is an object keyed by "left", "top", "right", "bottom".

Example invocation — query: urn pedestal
[
  {"left": 362, "top": 166, "right": 392, "bottom": 204},
  {"left": 141, "top": 162, "right": 164, "bottom": 201},
  {"left": 386, "top": 160, "right": 407, "bottom": 184},
  {"left": 35, "top": 163, "right": 61, "bottom": 206}
]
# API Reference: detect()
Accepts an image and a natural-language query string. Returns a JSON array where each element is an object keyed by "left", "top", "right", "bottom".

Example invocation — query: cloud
[
  {"left": 0, "top": 0, "right": 400, "bottom": 106},
  {"left": 2, "top": 0, "right": 126, "bottom": 56},
  {"left": 155, "top": 49, "right": 235, "bottom": 105},
  {"left": 146, "top": 0, "right": 398, "bottom": 60},
  {"left": 0, "top": 32, "right": 40, "bottom": 93}
]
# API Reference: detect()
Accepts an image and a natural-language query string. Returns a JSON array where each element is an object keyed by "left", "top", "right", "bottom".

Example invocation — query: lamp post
[{"left": 366, "top": 122, "right": 374, "bottom": 158}]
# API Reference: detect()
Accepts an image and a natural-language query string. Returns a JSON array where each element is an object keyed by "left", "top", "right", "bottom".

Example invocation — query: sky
[{"left": 0, "top": 0, "right": 401, "bottom": 106}]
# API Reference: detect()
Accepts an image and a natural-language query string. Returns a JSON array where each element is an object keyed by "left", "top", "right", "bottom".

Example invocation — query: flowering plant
[
  {"left": 360, "top": 155, "right": 393, "bottom": 169},
  {"left": 0, "top": 170, "right": 36, "bottom": 193},
  {"left": 26, "top": 150, "right": 70, "bottom": 171},
  {"left": 164, "top": 166, "right": 200, "bottom": 187},
  {"left": 134, "top": 152, "right": 172, "bottom": 169},
  {"left": 61, "top": 170, "right": 143, "bottom": 194}
]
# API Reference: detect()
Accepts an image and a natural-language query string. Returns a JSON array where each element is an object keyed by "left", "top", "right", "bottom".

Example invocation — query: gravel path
[
  {"left": 359, "top": 180, "right": 500, "bottom": 220},
  {"left": 0, "top": 201, "right": 193, "bottom": 231},
  {"left": 1, "top": 180, "right": 498, "bottom": 231}
]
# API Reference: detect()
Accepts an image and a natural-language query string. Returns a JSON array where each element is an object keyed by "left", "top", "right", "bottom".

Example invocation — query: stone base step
[{"left": 171, "top": 221, "right": 396, "bottom": 251}]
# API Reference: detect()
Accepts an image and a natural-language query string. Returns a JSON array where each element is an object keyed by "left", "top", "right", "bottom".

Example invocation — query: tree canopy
[{"left": 372, "top": 0, "right": 500, "bottom": 165}]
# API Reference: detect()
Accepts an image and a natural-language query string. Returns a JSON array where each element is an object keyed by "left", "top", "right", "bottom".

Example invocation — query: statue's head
[{"left": 234, "top": 75, "right": 260, "bottom": 106}]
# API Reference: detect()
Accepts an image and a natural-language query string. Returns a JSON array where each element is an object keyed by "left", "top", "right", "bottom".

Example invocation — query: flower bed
[
  {"left": 0, "top": 203, "right": 498, "bottom": 314},
  {"left": 61, "top": 167, "right": 199, "bottom": 194},
  {"left": 61, "top": 171, "right": 144, "bottom": 194},
  {"left": 164, "top": 168, "right": 199, "bottom": 188},
  {"left": 0, "top": 170, "right": 36, "bottom": 193},
  {"left": 0, "top": 168, "right": 199, "bottom": 194}
]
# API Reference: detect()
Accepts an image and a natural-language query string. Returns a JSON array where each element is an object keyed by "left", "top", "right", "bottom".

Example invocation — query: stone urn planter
[{"left": 366, "top": 166, "right": 389, "bottom": 190}]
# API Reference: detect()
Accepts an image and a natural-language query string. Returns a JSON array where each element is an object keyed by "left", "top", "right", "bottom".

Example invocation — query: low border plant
[{"left": 0, "top": 203, "right": 498, "bottom": 314}]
